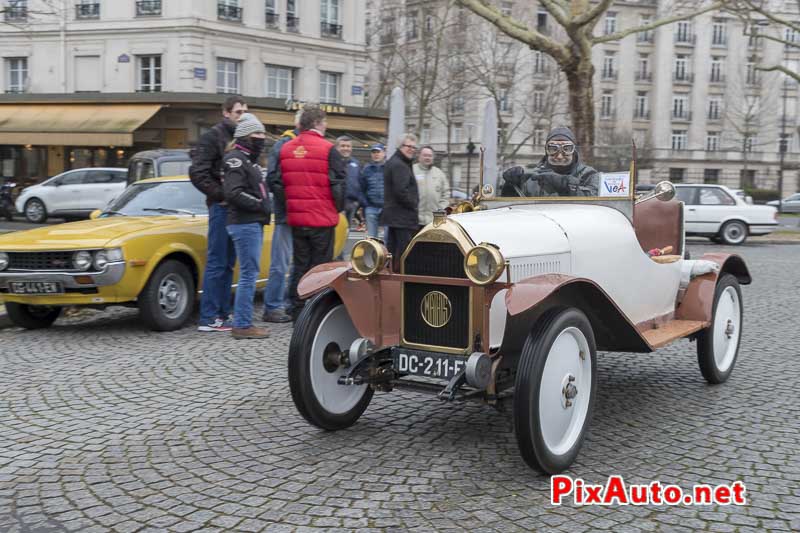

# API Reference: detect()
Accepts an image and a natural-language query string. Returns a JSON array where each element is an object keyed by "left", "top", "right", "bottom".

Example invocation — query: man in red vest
[{"left": 272, "top": 105, "right": 345, "bottom": 320}]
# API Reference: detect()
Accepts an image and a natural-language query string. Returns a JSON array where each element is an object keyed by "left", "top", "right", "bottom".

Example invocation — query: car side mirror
[
  {"left": 89, "top": 209, "right": 102, "bottom": 220},
  {"left": 636, "top": 181, "right": 675, "bottom": 204}
]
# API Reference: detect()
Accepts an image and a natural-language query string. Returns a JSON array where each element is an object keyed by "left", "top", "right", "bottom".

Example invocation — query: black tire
[
  {"left": 288, "top": 289, "right": 373, "bottom": 430},
  {"left": 5, "top": 302, "right": 61, "bottom": 329},
  {"left": 137, "top": 260, "right": 195, "bottom": 331},
  {"left": 719, "top": 220, "right": 748, "bottom": 245},
  {"left": 24, "top": 198, "right": 47, "bottom": 224},
  {"left": 513, "top": 307, "right": 598, "bottom": 474},
  {"left": 697, "top": 274, "right": 742, "bottom": 384}
]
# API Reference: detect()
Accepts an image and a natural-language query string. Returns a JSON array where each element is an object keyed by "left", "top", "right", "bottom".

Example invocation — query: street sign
[
  {"left": 351, "top": 85, "right": 363, "bottom": 95},
  {"left": 194, "top": 68, "right": 207, "bottom": 80},
  {"left": 117, "top": 54, "right": 130, "bottom": 63}
]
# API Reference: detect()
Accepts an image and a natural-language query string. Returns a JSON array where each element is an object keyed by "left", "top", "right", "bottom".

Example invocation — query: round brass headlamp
[
  {"left": 464, "top": 244, "right": 505, "bottom": 285},
  {"left": 350, "top": 238, "right": 388, "bottom": 277}
]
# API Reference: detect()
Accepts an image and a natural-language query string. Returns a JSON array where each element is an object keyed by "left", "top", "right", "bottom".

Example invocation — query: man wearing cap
[
  {"left": 359, "top": 143, "right": 386, "bottom": 238},
  {"left": 501, "top": 126, "right": 598, "bottom": 197}
]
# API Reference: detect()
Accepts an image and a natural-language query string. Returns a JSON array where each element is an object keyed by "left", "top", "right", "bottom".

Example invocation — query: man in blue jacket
[{"left": 359, "top": 143, "right": 386, "bottom": 238}]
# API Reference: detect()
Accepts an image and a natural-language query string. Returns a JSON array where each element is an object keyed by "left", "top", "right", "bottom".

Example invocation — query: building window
[
  {"left": 265, "top": 0, "right": 278, "bottom": 26},
  {"left": 600, "top": 91, "right": 614, "bottom": 119},
  {"left": 421, "top": 124, "right": 430, "bottom": 144},
  {"left": 602, "top": 51, "right": 616, "bottom": 80},
  {"left": 406, "top": 10, "right": 418, "bottom": 40},
  {"left": 675, "top": 21, "right": 693, "bottom": 44},
  {"left": 634, "top": 91, "right": 649, "bottom": 119},
  {"left": 740, "top": 169, "right": 755, "bottom": 188},
  {"left": 669, "top": 168, "right": 686, "bottom": 182},
  {"left": 785, "top": 27, "right": 799, "bottom": 48},
  {"left": 137, "top": 55, "right": 162, "bottom": 92},
  {"left": 287, "top": 0, "right": 299, "bottom": 31},
  {"left": 711, "top": 19, "right": 726, "bottom": 46},
  {"left": 604, "top": 11, "right": 616, "bottom": 35},
  {"left": 672, "top": 95, "right": 689, "bottom": 119},
  {"left": 532, "top": 90, "right": 544, "bottom": 112},
  {"left": 674, "top": 55, "right": 690, "bottom": 81},
  {"left": 706, "top": 132, "right": 720, "bottom": 151},
  {"left": 216, "top": 58, "right": 240, "bottom": 94},
  {"left": 779, "top": 133, "right": 791, "bottom": 153},
  {"left": 746, "top": 62, "right": 759, "bottom": 85},
  {"left": 704, "top": 169, "right": 720, "bottom": 184},
  {"left": 708, "top": 98, "right": 721, "bottom": 120},
  {"left": 533, "top": 51, "right": 547, "bottom": 74},
  {"left": 136, "top": 0, "right": 162, "bottom": 16},
  {"left": 637, "top": 15, "right": 653, "bottom": 43},
  {"left": 5, "top": 57, "right": 28, "bottom": 93},
  {"left": 499, "top": 88, "right": 511, "bottom": 112},
  {"left": 743, "top": 135, "right": 756, "bottom": 152},
  {"left": 4, "top": 0, "right": 27, "bottom": 21},
  {"left": 501, "top": 1, "right": 512, "bottom": 17},
  {"left": 636, "top": 54, "right": 651, "bottom": 81},
  {"left": 710, "top": 57, "right": 723, "bottom": 83},
  {"left": 75, "top": 0, "right": 100, "bottom": 19},
  {"left": 451, "top": 123, "right": 462, "bottom": 144},
  {"left": 218, "top": 0, "right": 242, "bottom": 22},
  {"left": 265, "top": 65, "right": 294, "bottom": 98},
  {"left": 321, "top": 0, "right": 341, "bottom": 38},
  {"left": 533, "top": 129, "right": 545, "bottom": 146},
  {"left": 319, "top": 71, "right": 340, "bottom": 104},
  {"left": 671, "top": 130, "right": 687, "bottom": 151}
]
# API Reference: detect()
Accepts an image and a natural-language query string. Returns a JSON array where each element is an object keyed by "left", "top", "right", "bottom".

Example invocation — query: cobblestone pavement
[{"left": 1, "top": 242, "right": 799, "bottom": 533}]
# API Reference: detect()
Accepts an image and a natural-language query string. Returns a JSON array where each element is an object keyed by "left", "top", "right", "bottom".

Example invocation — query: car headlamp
[
  {"left": 73, "top": 251, "right": 93, "bottom": 271},
  {"left": 0, "top": 252, "right": 8, "bottom": 271},
  {"left": 93, "top": 248, "right": 123, "bottom": 270},
  {"left": 351, "top": 239, "right": 388, "bottom": 277},
  {"left": 464, "top": 244, "right": 505, "bottom": 285}
]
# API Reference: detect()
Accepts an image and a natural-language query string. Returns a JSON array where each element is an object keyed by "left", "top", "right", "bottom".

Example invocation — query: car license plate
[
  {"left": 8, "top": 281, "right": 64, "bottom": 295},
  {"left": 392, "top": 348, "right": 466, "bottom": 380}
]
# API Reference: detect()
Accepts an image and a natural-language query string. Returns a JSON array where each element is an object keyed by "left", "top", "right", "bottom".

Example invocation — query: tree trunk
[{"left": 564, "top": 58, "right": 596, "bottom": 162}]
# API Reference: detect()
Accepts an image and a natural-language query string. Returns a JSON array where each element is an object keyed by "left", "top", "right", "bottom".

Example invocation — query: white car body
[
  {"left": 767, "top": 193, "right": 800, "bottom": 213},
  {"left": 15, "top": 168, "right": 127, "bottom": 222},
  {"left": 675, "top": 184, "right": 777, "bottom": 244}
]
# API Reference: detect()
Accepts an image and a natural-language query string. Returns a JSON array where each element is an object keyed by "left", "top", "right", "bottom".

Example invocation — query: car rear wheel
[
  {"left": 5, "top": 303, "right": 61, "bottom": 329},
  {"left": 24, "top": 198, "right": 47, "bottom": 224},
  {"left": 719, "top": 221, "right": 748, "bottom": 245},
  {"left": 138, "top": 260, "right": 195, "bottom": 331},
  {"left": 288, "top": 289, "right": 373, "bottom": 430},
  {"left": 697, "top": 274, "right": 742, "bottom": 384},
  {"left": 513, "top": 307, "right": 597, "bottom": 474}
]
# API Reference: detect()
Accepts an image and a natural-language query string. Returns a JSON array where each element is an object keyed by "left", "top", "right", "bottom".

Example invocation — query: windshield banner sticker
[{"left": 599, "top": 172, "right": 630, "bottom": 197}]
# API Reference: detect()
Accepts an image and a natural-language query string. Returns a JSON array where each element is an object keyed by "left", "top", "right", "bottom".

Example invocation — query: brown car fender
[
  {"left": 298, "top": 263, "right": 401, "bottom": 347},
  {"left": 675, "top": 253, "right": 751, "bottom": 323},
  {"left": 501, "top": 274, "right": 652, "bottom": 354}
]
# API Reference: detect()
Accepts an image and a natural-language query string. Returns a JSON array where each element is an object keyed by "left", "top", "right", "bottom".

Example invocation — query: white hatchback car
[
  {"left": 15, "top": 168, "right": 128, "bottom": 223},
  {"left": 675, "top": 184, "right": 778, "bottom": 244}
]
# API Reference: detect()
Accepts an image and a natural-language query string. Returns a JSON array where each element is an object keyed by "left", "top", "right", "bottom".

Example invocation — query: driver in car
[{"left": 501, "top": 126, "right": 599, "bottom": 197}]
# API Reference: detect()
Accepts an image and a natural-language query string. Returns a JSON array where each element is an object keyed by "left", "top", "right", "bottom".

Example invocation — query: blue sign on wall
[
  {"left": 194, "top": 68, "right": 207, "bottom": 80},
  {"left": 351, "top": 85, "right": 363, "bottom": 96},
  {"left": 117, "top": 54, "right": 130, "bottom": 63}
]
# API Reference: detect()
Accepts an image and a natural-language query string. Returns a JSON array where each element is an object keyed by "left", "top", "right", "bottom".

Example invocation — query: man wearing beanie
[
  {"left": 222, "top": 113, "right": 271, "bottom": 339},
  {"left": 190, "top": 95, "right": 247, "bottom": 332},
  {"left": 501, "top": 126, "right": 599, "bottom": 197}
]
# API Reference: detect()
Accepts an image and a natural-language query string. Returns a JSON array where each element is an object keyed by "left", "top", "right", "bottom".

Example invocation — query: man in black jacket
[
  {"left": 189, "top": 95, "right": 247, "bottom": 332},
  {"left": 380, "top": 133, "right": 419, "bottom": 272}
]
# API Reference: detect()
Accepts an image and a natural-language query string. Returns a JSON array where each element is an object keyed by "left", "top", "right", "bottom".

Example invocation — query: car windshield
[
  {"left": 159, "top": 160, "right": 191, "bottom": 177},
  {"left": 495, "top": 169, "right": 632, "bottom": 200},
  {"left": 104, "top": 181, "right": 208, "bottom": 217}
]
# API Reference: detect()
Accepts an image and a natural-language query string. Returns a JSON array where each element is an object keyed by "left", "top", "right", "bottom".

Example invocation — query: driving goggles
[{"left": 546, "top": 143, "right": 576, "bottom": 156}]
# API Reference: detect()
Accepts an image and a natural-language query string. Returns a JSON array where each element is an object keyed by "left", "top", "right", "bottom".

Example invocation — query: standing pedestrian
[
  {"left": 336, "top": 136, "right": 362, "bottom": 229},
  {"left": 190, "top": 95, "right": 247, "bottom": 332},
  {"left": 222, "top": 113, "right": 272, "bottom": 339},
  {"left": 359, "top": 143, "right": 386, "bottom": 238},
  {"left": 413, "top": 146, "right": 449, "bottom": 226},
  {"left": 271, "top": 105, "right": 345, "bottom": 320},
  {"left": 381, "top": 133, "right": 419, "bottom": 272},
  {"left": 261, "top": 110, "right": 302, "bottom": 324}
]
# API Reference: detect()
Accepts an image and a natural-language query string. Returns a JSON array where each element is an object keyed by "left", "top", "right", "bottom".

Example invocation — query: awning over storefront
[
  {"left": 0, "top": 103, "right": 163, "bottom": 146},
  {"left": 253, "top": 109, "right": 388, "bottom": 134}
]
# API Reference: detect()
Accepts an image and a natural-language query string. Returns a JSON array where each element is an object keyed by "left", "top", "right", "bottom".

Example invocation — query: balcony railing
[
  {"left": 707, "top": 111, "right": 722, "bottom": 121},
  {"left": 136, "top": 1, "right": 162, "bottom": 16},
  {"left": 287, "top": 15, "right": 299, "bottom": 32},
  {"left": 533, "top": 66, "right": 551, "bottom": 76},
  {"left": 76, "top": 3, "right": 100, "bottom": 19},
  {"left": 321, "top": 21, "right": 342, "bottom": 38},
  {"left": 711, "top": 37, "right": 727, "bottom": 48},
  {"left": 633, "top": 110, "right": 650, "bottom": 120},
  {"left": 746, "top": 75, "right": 760, "bottom": 86},
  {"left": 635, "top": 71, "right": 652, "bottom": 82},
  {"left": 637, "top": 32, "right": 654, "bottom": 44},
  {"left": 3, "top": 6, "right": 27, "bottom": 21},
  {"left": 748, "top": 37, "right": 763, "bottom": 50},
  {"left": 218, "top": 4, "right": 242, "bottom": 22},
  {"left": 673, "top": 72, "right": 694, "bottom": 83},
  {"left": 265, "top": 11, "right": 279, "bottom": 27},
  {"left": 674, "top": 33, "right": 696, "bottom": 45},
  {"left": 710, "top": 74, "right": 725, "bottom": 84},
  {"left": 672, "top": 110, "right": 693, "bottom": 121},
  {"left": 601, "top": 69, "right": 617, "bottom": 81},
  {"left": 599, "top": 111, "right": 616, "bottom": 120}
]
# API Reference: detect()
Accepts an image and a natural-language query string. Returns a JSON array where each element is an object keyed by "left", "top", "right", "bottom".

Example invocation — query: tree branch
[
  {"left": 572, "top": 0, "right": 614, "bottom": 28},
  {"left": 593, "top": 1, "right": 728, "bottom": 44}
]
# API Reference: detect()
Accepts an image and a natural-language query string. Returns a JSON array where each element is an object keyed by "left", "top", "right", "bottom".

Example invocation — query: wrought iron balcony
[
  {"left": 707, "top": 111, "right": 722, "bottom": 121},
  {"left": 711, "top": 36, "right": 727, "bottom": 48},
  {"left": 673, "top": 72, "right": 694, "bottom": 83},
  {"left": 635, "top": 71, "right": 652, "bottom": 82},
  {"left": 709, "top": 74, "right": 726, "bottom": 84},
  {"left": 674, "top": 33, "right": 696, "bottom": 46},
  {"left": 287, "top": 15, "right": 299, "bottom": 32},
  {"left": 601, "top": 69, "right": 617, "bottom": 81},
  {"left": 265, "top": 11, "right": 279, "bottom": 27},
  {"left": 672, "top": 110, "right": 693, "bottom": 121},
  {"left": 633, "top": 110, "right": 650, "bottom": 120},
  {"left": 321, "top": 21, "right": 342, "bottom": 38},
  {"left": 76, "top": 3, "right": 100, "bottom": 19},
  {"left": 136, "top": 1, "right": 161, "bottom": 16},
  {"left": 637, "top": 32, "right": 654, "bottom": 44},
  {"left": 218, "top": 4, "right": 242, "bottom": 22}
]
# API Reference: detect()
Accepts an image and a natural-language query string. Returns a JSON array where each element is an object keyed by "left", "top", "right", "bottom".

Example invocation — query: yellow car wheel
[{"left": 137, "top": 259, "right": 195, "bottom": 331}]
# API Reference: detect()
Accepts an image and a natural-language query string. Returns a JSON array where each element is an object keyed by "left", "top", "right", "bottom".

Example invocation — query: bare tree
[{"left": 455, "top": 0, "right": 728, "bottom": 151}]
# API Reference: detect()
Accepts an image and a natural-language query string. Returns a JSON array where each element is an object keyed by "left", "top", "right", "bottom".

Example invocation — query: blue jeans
[
  {"left": 365, "top": 206, "right": 384, "bottom": 239},
  {"left": 199, "top": 203, "right": 236, "bottom": 324},
  {"left": 263, "top": 223, "right": 293, "bottom": 312},
  {"left": 227, "top": 223, "right": 264, "bottom": 329}
]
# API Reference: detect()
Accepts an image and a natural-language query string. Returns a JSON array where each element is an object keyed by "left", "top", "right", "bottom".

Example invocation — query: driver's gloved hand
[{"left": 502, "top": 166, "right": 527, "bottom": 186}]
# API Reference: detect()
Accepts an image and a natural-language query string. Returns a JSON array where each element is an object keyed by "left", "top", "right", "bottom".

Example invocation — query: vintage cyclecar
[{"left": 288, "top": 156, "right": 750, "bottom": 474}]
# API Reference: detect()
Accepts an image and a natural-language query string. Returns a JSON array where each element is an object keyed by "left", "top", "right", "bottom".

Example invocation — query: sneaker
[
  {"left": 232, "top": 326, "right": 270, "bottom": 339},
  {"left": 262, "top": 309, "right": 292, "bottom": 323},
  {"left": 198, "top": 318, "right": 233, "bottom": 332}
]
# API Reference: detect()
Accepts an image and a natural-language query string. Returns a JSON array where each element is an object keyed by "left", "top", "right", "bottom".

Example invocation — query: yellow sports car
[{"left": 0, "top": 176, "right": 348, "bottom": 331}]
